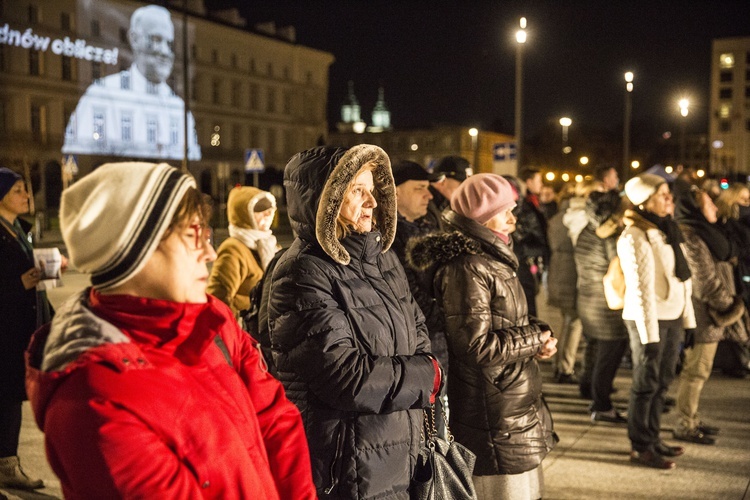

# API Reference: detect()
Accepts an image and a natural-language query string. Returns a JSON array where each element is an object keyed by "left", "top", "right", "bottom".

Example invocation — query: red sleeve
[
  {"left": 229, "top": 324, "right": 316, "bottom": 500},
  {"left": 429, "top": 356, "right": 442, "bottom": 404}
]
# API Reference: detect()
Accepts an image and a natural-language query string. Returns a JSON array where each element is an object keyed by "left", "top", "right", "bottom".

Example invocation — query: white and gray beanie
[{"left": 60, "top": 162, "right": 196, "bottom": 290}]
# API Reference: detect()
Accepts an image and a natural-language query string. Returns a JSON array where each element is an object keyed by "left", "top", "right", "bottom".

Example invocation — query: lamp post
[
  {"left": 623, "top": 71, "right": 633, "bottom": 181},
  {"left": 469, "top": 127, "right": 479, "bottom": 171},
  {"left": 678, "top": 98, "right": 689, "bottom": 167},
  {"left": 514, "top": 17, "right": 526, "bottom": 174},
  {"left": 559, "top": 117, "right": 571, "bottom": 170}
]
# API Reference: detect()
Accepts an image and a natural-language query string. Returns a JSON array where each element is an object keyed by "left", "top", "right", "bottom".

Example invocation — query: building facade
[
  {"left": 0, "top": 0, "right": 334, "bottom": 216},
  {"left": 710, "top": 37, "right": 750, "bottom": 176}
]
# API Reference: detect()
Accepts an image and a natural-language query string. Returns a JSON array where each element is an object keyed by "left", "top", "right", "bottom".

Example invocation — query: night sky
[{"left": 203, "top": 1, "right": 750, "bottom": 142}]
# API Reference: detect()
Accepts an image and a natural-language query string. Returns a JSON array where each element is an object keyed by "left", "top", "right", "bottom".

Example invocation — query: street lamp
[
  {"left": 623, "top": 71, "right": 633, "bottom": 181},
  {"left": 559, "top": 117, "right": 572, "bottom": 147},
  {"left": 469, "top": 127, "right": 479, "bottom": 170},
  {"left": 514, "top": 17, "right": 526, "bottom": 173},
  {"left": 678, "top": 98, "right": 689, "bottom": 166}
]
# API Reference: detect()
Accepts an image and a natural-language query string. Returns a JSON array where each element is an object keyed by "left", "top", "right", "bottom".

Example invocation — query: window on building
[
  {"left": 719, "top": 120, "right": 731, "bottom": 132},
  {"left": 267, "top": 88, "right": 276, "bottom": 113},
  {"left": 719, "top": 104, "right": 732, "bottom": 118},
  {"left": 93, "top": 110, "right": 105, "bottom": 141},
  {"left": 121, "top": 70, "right": 130, "bottom": 90},
  {"left": 268, "top": 127, "right": 277, "bottom": 153},
  {"left": 64, "top": 108, "right": 75, "bottom": 140},
  {"left": 121, "top": 113, "right": 132, "bottom": 142},
  {"left": 249, "top": 126, "right": 258, "bottom": 146},
  {"left": 170, "top": 118, "right": 179, "bottom": 145},
  {"left": 61, "top": 56, "right": 72, "bottom": 81},
  {"left": 29, "top": 51, "right": 40, "bottom": 76},
  {"left": 720, "top": 71, "right": 733, "bottom": 83},
  {"left": 147, "top": 81, "right": 157, "bottom": 95},
  {"left": 147, "top": 116, "right": 157, "bottom": 144},
  {"left": 91, "top": 20, "right": 100, "bottom": 37},
  {"left": 250, "top": 84, "right": 259, "bottom": 110},
  {"left": 61, "top": 12, "right": 71, "bottom": 31},
  {"left": 119, "top": 27, "right": 128, "bottom": 44},
  {"left": 232, "top": 81, "right": 241, "bottom": 107},
  {"left": 28, "top": 4, "right": 39, "bottom": 24},
  {"left": 284, "top": 129, "right": 294, "bottom": 156},
  {"left": 212, "top": 80, "right": 220, "bottom": 104},
  {"left": 719, "top": 53, "right": 735, "bottom": 69},
  {"left": 232, "top": 124, "right": 241, "bottom": 149},
  {"left": 30, "top": 104, "right": 42, "bottom": 137},
  {"left": 92, "top": 61, "right": 101, "bottom": 82},
  {"left": 283, "top": 91, "right": 292, "bottom": 115},
  {"left": 719, "top": 88, "right": 732, "bottom": 99}
]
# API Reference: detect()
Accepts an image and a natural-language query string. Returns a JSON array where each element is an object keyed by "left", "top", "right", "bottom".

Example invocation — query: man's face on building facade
[{"left": 130, "top": 11, "right": 175, "bottom": 84}]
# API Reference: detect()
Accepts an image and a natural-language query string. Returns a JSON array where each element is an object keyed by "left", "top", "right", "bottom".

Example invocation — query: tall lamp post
[
  {"left": 514, "top": 17, "right": 527, "bottom": 174},
  {"left": 559, "top": 117, "right": 572, "bottom": 170},
  {"left": 469, "top": 128, "right": 479, "bottom": 171},
  {"left": 678, "top": 98, "right": 689, "bottom": 167},
  {"left": 623, "top": 71, "right": 633, "bottom": 181}
]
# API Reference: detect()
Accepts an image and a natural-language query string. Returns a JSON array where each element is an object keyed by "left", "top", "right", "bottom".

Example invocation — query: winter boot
[{"left": 0, "top": 456, "right": 44, "bottom": 490}]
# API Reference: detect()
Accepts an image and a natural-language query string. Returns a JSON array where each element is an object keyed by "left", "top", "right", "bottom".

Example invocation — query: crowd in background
[{"left": 2, "top": 150, "right": 749, "bottom": 499}]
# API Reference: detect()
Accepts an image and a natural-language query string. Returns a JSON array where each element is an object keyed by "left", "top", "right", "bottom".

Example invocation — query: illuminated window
[
  {"left": 719, "top": 88, "right": 732, "bottom": 99},
  {"left": 91, "top": 20, "right": 100, "bottom": 37},
  {"left": 120, "top": 71, "right": 130, "bottom": 90},
  {"left": 121, "top": 113, "right": 132, "bottom": 142},
  {"left": 720, "top": 71, "right": 733, "bottom": 83},
  {"left": 719, "top": 104, "right": 732, "bottom": 118},
  {"left": 147, "top": 116, "right": 157, "bottom": 144},
  {"left": 62, "top": 56, "right": 72, "bottom": 81},
  {"left": 93, "top": 111, "right": 105, "bottom": 141},
  {"left": 61, "top": 12, "right": 71, "bottom": 31},
  {"left": 719, "top": 53, "right": 734, "bottom": 69},
  {"left": 170, "top": 118, "right": 179, "bottom": 145},
  {"left": 28, "top": 5, "right": 39, "bottom": 24}
]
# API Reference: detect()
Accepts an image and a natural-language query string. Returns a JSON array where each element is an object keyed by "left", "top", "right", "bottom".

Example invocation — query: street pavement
[{"left": 3, "top": 228, "right": 750, "bottom": 499}]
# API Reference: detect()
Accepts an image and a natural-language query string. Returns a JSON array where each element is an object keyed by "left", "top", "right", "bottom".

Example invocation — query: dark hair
[
  {"left": 593, "top": 163, "right": 617, "bottom": 182},
  {"left": 519, "top": 168, "right": 540, "bottom": 182}
]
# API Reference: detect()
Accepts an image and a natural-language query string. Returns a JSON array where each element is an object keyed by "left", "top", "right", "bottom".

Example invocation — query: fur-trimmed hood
[
  {"left": 283, "top": 145, "right": 396, "bottom": 265},
  {"left": 407, "top": 209, "right": 518, "bottom": 272},
  {"left": 228, "top": 186, "right": 276, "bottom": 230}
]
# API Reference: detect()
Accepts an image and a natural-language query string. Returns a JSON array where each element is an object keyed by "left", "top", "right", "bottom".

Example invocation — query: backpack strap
[{"left": 213, "top": 335, "right": 233, "bottom": 366}]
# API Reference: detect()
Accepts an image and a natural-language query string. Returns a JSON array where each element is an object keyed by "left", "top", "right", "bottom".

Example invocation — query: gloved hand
[
  {"left": 644, "top": 342, "right": 660, "bottom": 358},
  {"left": 684, "top": 329, "right": 696, "bottom": 349}
]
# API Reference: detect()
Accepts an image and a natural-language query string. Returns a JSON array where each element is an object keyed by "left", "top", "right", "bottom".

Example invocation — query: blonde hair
[
  {"left": 335, "top": 162, "right": 377, "bottom": 240},
  {"left": 716, "top": 183, "right": 750, "bottom": 221}
]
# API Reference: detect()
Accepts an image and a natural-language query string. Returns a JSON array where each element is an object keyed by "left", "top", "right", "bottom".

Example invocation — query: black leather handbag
[{"left": 410, "top": 405, "right": 477, "bottom": 500}]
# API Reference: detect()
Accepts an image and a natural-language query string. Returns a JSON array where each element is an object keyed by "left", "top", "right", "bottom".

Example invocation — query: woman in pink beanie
[{"left": 407, "top": 173, "right": 558, "bottom": 500}]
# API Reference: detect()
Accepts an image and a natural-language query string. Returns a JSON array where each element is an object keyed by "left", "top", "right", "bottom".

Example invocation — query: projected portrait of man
[{"left": 62, "top": 5, "right": 201, "bottom": 161}]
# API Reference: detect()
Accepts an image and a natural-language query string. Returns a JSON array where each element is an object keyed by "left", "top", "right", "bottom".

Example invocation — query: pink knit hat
[{"left": 451, "top": 173, "right": 516, "bottom": 224}]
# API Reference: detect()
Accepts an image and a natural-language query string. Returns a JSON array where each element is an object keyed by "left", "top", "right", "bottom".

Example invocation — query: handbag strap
[{"left": 422, "top": 404, "right": 455, "bottom": 443}]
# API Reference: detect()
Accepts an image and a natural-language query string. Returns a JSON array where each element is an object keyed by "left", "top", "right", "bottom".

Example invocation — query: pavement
[{"left": 3, "top": 227, "right": 750, "bottom": 499}]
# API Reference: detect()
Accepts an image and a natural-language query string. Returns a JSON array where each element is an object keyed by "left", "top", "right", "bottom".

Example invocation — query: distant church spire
[
  {"left": 340, "top": 81, "right": 361, "bottom": 123},
  {"left": 370, "top": 86, "right": 391, "bottom": 130}
]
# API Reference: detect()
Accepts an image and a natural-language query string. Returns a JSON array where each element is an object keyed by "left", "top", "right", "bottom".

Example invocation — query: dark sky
[{"left": 203, "top": 1, "right": 750, "bottom": 140}]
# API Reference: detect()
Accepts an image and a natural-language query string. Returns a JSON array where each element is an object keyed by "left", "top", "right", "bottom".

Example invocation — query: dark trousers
[
  {"left": 625, "top": 318, "right": 684, "bottom": 452},
  {"left": 0, "top": 400, "right": 22, "bottom": 457},
  {"left": 518, "top": 261, "right": 538, "bottom": 318},
  {"left": 590, "top": 338, "right": 628, "bottom": 412},
  {"left": 579, "top": 335, "right": 597, "bottom": 398}
]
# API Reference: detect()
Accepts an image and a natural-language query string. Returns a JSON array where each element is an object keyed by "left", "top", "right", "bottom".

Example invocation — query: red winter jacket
[{"left": 25, "top": 289, "right": 315, "bottom": 499}]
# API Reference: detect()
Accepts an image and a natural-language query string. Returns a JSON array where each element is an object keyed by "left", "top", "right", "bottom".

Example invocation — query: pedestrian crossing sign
[{"left": 244, "top": 149, "right": 265, "bottom": 173}]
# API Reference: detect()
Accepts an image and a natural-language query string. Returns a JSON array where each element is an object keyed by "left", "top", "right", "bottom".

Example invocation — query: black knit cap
[{"left": 392, "top": 160, "right": 444, "bottom": 186}]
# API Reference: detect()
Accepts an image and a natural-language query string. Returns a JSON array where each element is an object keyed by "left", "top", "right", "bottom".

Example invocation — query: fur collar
[
  {"left": 622, "top": 208, "right": 658, "bottom": 233},
  {"left": 284, "top": 145, "right": 396, "bottom": 265},
  {"left": 406, "top": 231, "right": 482, "bottom": 272}
]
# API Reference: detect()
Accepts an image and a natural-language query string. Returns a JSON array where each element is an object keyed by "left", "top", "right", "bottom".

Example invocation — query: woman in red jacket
[{"left": 26, "top": 162, "right": 315, "bottom": 499}]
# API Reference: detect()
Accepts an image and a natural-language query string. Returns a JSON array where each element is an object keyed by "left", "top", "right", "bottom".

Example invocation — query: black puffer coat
[
  {"left": 268, "top": 146, "right": 437, "bottom": 499},
  {"left": 574, "top": 191, "right": 628, "bottom": 341},
  {"left": 0, "top": 218, "right": 45, "bottom": 401},
  {"left": 408, "top": 209, "right": 557, "bottom": 476}
]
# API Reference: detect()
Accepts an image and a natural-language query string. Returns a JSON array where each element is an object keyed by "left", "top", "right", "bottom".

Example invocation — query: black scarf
[
  {"left": 673, "top": 188, "right": 734, "bottom": 263},
  {"left": 635, "top": 208, "right": 692, "bottom": 282}
]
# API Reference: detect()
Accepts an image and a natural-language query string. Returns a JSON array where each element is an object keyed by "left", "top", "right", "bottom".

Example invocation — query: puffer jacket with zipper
[
  {"left": 268, "top": 145, "right": 438, "bottom": 499},
  {"left": 407, "top": 209, "right": 557, "bottom": 476}
]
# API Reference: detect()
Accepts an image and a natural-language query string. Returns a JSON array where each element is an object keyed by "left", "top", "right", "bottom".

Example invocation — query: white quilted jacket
[{"left": 617, "top": 211, "right": 697, "bottom": 344}]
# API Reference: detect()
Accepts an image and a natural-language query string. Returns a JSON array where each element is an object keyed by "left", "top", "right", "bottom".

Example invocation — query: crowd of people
[{"left": 1, "top": 148, "right": 748, "bottom": 498}]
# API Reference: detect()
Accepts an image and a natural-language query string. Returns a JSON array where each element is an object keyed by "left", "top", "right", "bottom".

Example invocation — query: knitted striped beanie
[{"left": 60, "top": 162, "right": 195, "bottom": 290}]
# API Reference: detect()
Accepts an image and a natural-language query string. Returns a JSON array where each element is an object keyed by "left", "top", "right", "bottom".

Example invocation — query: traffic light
[{"left": 720, "top": 178, "right": 729, "bottom": 190}]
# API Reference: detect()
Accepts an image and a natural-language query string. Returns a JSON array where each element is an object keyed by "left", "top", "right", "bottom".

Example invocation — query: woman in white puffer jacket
[{"left": 618, "top": 173, "right": 696, "bottom": 470}]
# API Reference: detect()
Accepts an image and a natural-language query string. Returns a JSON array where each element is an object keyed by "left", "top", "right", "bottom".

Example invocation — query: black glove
[
  {"left": 684, "top": 329, "right": 696, "bottom": 349},
  {"left": 644, "top": 342, "right": 660, "bottom": 358}
]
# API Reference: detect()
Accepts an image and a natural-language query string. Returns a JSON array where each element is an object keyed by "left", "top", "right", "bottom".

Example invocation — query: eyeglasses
[{"left": 188, "top": 224, "right": 210, "bottom": 250}]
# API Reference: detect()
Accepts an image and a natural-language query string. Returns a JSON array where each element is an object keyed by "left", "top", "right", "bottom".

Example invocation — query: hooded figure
[
  {"left": 407, "top": 174, "right": 557, "bottom": 500},
  {"left": 207, "top": 186, "right": 278, "bottom": 318},
  {"left": 268, "top": 145, "right": 441, "bottom": 499}
]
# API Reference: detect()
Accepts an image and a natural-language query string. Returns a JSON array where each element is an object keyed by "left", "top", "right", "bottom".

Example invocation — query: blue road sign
[{"left": 244, "top": 149, "right": 265, "bottom": 173}]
